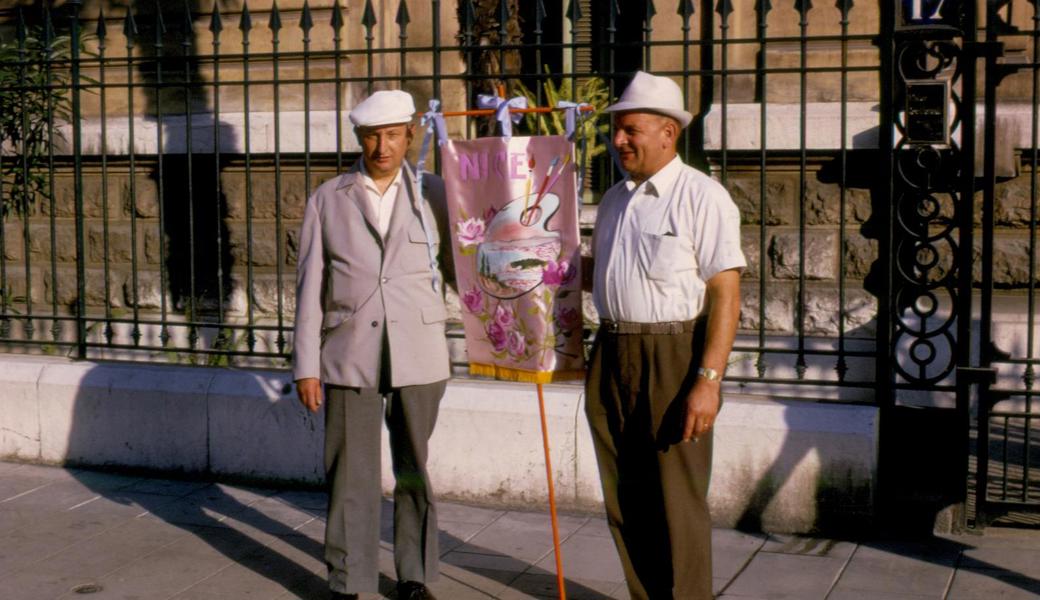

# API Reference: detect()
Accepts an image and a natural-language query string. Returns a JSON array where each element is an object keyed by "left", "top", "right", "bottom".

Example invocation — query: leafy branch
[{"left": 0, "top": 26, "right": 81, "bottom": 217}]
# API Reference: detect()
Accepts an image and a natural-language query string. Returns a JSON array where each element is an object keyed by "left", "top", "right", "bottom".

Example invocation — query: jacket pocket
[
  {"left": 322, "top": 308, "right": 354, "bottom": 332},
  {"left": 408, "top": 220, "right": 439, "bottom": 245},
  {"left": 421, "top": 304, "right": 448, "bottom": 324}
]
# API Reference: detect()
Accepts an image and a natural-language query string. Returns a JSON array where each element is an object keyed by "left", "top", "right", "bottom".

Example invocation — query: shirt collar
[
  {"left": 623, "top": 155, "right": 683, "bottom": 197},
  {"left": 359, "top": 160, "right": 403, "bottom": 197}
]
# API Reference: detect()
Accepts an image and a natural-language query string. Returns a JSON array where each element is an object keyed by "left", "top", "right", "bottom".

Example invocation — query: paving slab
[
  {"left": 458, "top": 511, "right": 587, "bottom": 563},
  {"left": 722, "top": 551, "right": 849, "bottom": 598},
  {"left": 0, "top": 462, "right": 1038, "bottom": 600},
  {"left": 712, "top": 529, "right": 769, "bottom": 582},
  {"left": 828, "top": 541, "right": 958, "bottom": 596},
  {"left": 0, "top": 517, "right": 190, "bottom": 600},
  {"left": 947, "top": 567, "right": 1040, "bottom": 600},
  {"left": 826, "top": 591, "right": 939, "bottom": 600}
]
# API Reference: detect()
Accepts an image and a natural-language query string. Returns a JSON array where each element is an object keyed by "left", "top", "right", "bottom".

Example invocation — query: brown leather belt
[{"left": 599, "top": 318, "right": 698, "bottom": 335}]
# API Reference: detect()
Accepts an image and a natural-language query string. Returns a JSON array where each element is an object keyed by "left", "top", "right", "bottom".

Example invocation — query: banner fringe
[{"left": 469, "top": 362, "right": 585, "bottom": 384}]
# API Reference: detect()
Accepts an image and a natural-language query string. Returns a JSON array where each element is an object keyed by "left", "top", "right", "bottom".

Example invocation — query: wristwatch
[{"left": 697, "top": 367, "right": 722, "bottom": 382}]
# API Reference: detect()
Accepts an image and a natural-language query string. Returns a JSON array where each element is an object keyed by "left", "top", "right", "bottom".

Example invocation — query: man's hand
[
  {"left": 296, "top": 377, "right": 323, "bottom": 413},
  {"left": 682, "top": 377, "right": 721, "bottom": 441}
]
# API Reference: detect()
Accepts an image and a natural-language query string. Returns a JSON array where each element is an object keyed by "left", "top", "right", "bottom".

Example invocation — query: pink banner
[{"left": 442, "top": 135, "right": 585, "bottom": 383}]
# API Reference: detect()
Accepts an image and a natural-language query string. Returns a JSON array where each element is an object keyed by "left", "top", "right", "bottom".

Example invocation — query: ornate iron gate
[
  {"left": 974, "top": 0, "right": 1040, "bottom": 527},
  {"left": 879, "top": 0, "right": 981, "bottom": 531}
]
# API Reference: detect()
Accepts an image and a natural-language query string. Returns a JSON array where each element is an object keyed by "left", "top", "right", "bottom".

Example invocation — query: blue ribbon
[
  {"left": 419, "top": 99, "right": 448, "bottom": 148},
  {"left": 555, "top": 100, "right": 590, "bottom": 141},
  {"left": 476, "top": 93, "right": 528, "bottom": 138},
  {"left": 415, "top": 99, "right": 446, "bottom": 293}
]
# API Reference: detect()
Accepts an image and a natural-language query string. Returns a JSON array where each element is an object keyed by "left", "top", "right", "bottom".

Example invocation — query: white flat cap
[
  {"left": 604, "top": 71, "right": 692, "bottom": 129},
  {"left": 349, "top": 89, "right": 416, "bottom": 128}
]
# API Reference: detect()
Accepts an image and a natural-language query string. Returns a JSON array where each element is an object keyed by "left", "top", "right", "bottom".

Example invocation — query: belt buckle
[{"left": 604, "top": 320, "right": 619, "bottom": 334}]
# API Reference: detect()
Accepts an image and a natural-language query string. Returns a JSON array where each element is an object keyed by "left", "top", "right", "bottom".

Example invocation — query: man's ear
[
  {"left": 661, "top": 116, "right": 678, "bottom": 148},
  {"left": 406, "top": 123, "right": 417, "bottom": 141}
]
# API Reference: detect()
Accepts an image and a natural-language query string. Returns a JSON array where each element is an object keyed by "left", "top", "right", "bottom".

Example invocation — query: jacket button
[
  {"left": 381, "top": 277, "right": 389, "bottom": 284},
  {"left": 371, "top": 321, "right": 379, "bottom": 328}
]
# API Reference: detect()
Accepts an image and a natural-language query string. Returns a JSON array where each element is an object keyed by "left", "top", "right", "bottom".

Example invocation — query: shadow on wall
[
  {"left": 62, "top": 364, "right": 328, "bottom": 595},
  {"left": 60, "top": 363, "right": 618, "bottom": 598}
]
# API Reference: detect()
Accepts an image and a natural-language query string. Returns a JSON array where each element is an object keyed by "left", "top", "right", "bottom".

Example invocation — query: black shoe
[
  {"left": 330, "top": 592, "right": 358, "bottom": 600},
  {"left": 397, "top": 581, "right": 437, "bottom": 600}
]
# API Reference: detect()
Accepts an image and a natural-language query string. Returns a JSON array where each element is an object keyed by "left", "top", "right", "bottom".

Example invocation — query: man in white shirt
[
  {"left": 293, "top": 90, "right": 450, "bottom": 600},
  {"left": 585, "top": 71, "right": 746, "bottom": 600}
]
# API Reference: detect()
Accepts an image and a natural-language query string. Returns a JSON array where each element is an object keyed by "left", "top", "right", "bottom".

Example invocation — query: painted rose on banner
[{"left": 442, "top": 135, "right": 584, "bottom": 383}]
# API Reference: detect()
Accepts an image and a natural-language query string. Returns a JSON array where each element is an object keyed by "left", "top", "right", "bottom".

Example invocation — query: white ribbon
[{"left": 476, "top": 93, "right": 528, "bottom": 138}]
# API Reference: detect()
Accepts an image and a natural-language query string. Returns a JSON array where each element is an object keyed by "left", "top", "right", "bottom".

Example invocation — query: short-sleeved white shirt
[
  {"left": 592, "top": 155, "right": 746, "bottom": 323},
  {"left": 359, "top": 161, "right": 403, "bottom": 238}
]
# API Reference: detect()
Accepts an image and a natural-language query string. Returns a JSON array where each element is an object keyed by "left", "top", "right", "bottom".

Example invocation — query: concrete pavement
[{"left": 0, "top": 462, "right": 1037, "bottom": 599}]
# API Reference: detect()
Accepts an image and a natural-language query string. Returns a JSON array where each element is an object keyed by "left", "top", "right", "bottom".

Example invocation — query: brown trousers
[{"left": 585, "top": 324, "right": 715, "bottom": 600}]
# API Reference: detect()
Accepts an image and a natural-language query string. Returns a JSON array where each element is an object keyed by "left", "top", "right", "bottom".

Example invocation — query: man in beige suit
[{"left": 293, "top": 90, "right": 450, "bottom": 600}]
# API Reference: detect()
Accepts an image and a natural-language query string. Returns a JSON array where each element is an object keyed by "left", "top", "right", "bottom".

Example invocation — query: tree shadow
[{"left": 110, "top": 0, "right": 236, "bottom": 332}]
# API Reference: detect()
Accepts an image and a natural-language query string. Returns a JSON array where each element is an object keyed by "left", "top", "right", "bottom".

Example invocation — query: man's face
[
  {"left": 612, "top": 112, "right": 678, "bottom": 183},
  {"left": 358, "top": 123, "right": 413, "bottom": 180}
]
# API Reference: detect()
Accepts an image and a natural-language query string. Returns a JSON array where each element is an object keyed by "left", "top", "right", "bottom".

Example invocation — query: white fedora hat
[{"left": 604, "top": 71, "right": 692, "bottom": 129}]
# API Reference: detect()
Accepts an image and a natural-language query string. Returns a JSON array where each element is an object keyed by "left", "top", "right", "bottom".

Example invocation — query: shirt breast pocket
[{"left": 641, "top": 231, "right": 696, "bottom": 281}]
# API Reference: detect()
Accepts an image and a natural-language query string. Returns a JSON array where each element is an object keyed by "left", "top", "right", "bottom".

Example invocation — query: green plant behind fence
[
  {"left": 513, "top": 72, "right": 610, "bottom": 175},
  {"left": 0, "top": 27, "right": 76, "bottom": 217}
]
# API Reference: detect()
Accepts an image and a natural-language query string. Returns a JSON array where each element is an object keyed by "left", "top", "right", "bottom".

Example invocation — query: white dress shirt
[
  {"left": 359, "top": 161, "right": 403, "bottom": 238},
  {"left": 592, "top": 155, "right": 746, "bottom": 323}
]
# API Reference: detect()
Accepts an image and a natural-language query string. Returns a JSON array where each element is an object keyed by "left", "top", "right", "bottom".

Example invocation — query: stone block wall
[{"left": 3, "top": 154, "right": 1038, "bottom": 363}]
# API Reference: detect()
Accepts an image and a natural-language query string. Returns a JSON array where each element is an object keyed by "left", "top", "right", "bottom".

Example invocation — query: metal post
[{"left": 68, "top": 0, "right": 87, "bottom": 359}]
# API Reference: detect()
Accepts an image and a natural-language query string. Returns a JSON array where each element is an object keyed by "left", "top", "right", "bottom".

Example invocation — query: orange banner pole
[
  {"left": 417, "top": 105, "right": 596, "bottom": 118},
  {"left": 536, "top": 382, "right": 567, "bottom": 600}
]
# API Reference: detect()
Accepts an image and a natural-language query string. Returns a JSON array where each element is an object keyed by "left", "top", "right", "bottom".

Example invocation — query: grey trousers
[
  {"left": 585, "top": 323, "right": 715, "bottom": 600},
  {"left": 324, "top": 379, "right": 446, "bottom": 594}
]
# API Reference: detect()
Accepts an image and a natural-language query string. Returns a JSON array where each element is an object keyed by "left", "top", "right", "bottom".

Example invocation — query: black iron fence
[{"left": 0, "top": 0, "right": 892, "bottom": 398}]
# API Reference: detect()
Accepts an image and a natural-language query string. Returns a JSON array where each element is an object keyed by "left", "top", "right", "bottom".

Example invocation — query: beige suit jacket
[{"left": 292, "top": 161, "right": 451, "bottom": 388}]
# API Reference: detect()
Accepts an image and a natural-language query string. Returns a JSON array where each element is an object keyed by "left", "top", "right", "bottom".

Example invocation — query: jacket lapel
[
  {"left": 336, "top": 165, "right": 382, "bottom": 243},
  {"left": 384, "top": 162, "right": 420, "bottom": 245}
]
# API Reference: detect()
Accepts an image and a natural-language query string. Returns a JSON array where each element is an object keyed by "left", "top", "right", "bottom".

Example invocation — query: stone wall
[{"left": 3, "top": 153, "right": 1038, "bottom": 366}]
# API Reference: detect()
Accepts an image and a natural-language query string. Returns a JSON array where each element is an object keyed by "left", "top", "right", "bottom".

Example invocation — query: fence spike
[
  {"left": 331, "top": 0, "right": 344, "bottom": 30},
  {"left": 717, "top": 0, "right": 733, "bottom": 19},
  {"left": 794, "top": 0, "right": 813, "bottom": 17},
  {"left": 153, "top": 0, "right": 166, "bottom": 39},
  {"left": 677, "top": 0, "right": 695, "bottom": 21},
  {"left": 462, "top": 0, "right": 476, "bottom": 31},
  {"left": 498, "top": 0, "right": 510, "bottom": 37},
  {"left": 645, "top": 0, "right": 657, "bottom": 23},
  {"left": 182, "top": 0, "right": 194, "bottom": 42},
  {"left": 43, "top": 3, "right": 54, "bottom": 44},
  {"left": 535, "top": 0, "right": 547, "bottom": 31},
  {"left": 269, "top": 1, "right": 282, "bottom": 33},
  {"left": 396, "top": 0, "right": 411, "bottom": 28},
  {"left": 239, "top": 3, "right": 252, "bottom": 34},
  {"left": 757, "top": 0, "right": 773, "bottom": 18},
  {"left": 123, "top": 6, "right": 138, "bottom": 43},
  {"left": 301, "top": 1, "right": 314, "bottom": 33},
  {"left": 835, "top": 0, "right": 853, "bottom": 17},
  {"left": 566, "top": 0, "right": 583, "bottom": 24},
  {"left": 608, "top": 0, "right": 620, "bottom": 27},
  {"left": 15, "top": 7, "right": 26, "bottom": 46},
  {"left": 209, "top": 2, "right": 223, "bottom": 34},
  {"left": 362, "top": 0, "right": 377, "bottom": 30},
  {"left": 96, "top": 7, "right": 107, "bottom": 41}
]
